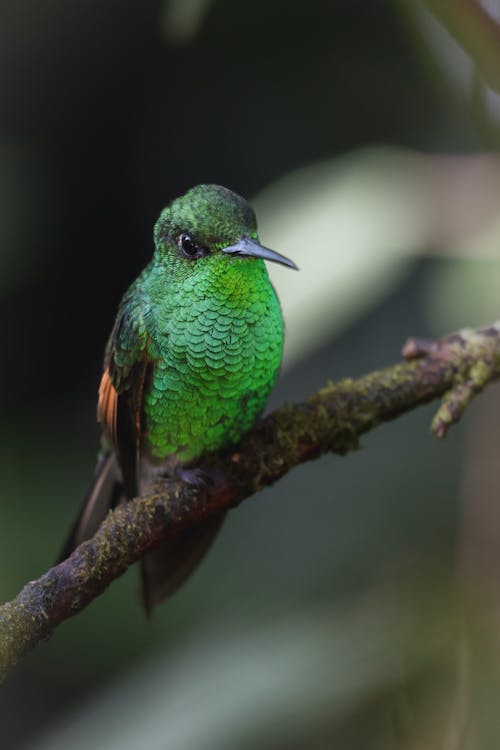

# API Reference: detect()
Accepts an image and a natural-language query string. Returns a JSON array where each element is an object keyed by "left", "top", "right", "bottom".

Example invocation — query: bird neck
[{"left": 148, "top": 255, "right": 272, "bottom": 312}]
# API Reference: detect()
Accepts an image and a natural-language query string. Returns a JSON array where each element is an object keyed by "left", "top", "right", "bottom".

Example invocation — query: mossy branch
[{"left": 2, "top": 321, "right": 500, "bottom": 681}]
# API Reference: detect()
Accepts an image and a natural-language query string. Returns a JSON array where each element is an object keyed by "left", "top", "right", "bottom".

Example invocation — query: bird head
[{"left": 153, "top": 184, "right": 298, "bottom": 273}]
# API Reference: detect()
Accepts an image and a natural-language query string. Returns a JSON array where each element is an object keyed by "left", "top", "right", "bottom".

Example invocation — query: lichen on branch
[{"left": 1, "top": 321, "right": 500, "bottom": 681}]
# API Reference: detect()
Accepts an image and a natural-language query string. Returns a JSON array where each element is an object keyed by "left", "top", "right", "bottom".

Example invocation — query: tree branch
[{"left": 2, "top": 321, "right": 500, "bottom": 680}]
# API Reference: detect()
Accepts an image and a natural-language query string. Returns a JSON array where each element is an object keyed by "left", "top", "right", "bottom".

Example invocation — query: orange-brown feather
[{"left": 97, "top": 368, "right": 118, "bottom": 445}]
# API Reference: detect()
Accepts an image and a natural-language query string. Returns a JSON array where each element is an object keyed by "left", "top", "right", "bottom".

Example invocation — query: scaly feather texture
[
  {"left": 141, "top": 253, "right": 283, "bottom": 461},
  {"left": 60, "top": 184, "right": 296, "bottom": 610}
]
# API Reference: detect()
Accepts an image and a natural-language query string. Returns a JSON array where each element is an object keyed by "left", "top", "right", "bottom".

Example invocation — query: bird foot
[{"left": 174, "top": 466, "right": 214, "bottom": 488}]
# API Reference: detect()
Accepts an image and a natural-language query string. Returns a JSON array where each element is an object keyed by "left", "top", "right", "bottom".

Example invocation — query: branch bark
[{"left": 2, "top": 322, "right": 500, "bottom": 681}]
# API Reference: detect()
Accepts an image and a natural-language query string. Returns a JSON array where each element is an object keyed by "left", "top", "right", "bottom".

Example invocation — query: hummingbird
[{"left": 60, "top": 184, "right": 297, "bottom": 612}]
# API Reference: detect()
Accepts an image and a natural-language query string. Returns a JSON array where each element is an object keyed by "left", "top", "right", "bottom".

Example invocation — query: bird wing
[
  {"left": 98, "top": 300, "right": 152, "bottom": 498},
  {"left": 97, "top": 296, "right": 225, "bottom": 612},
  {"left": 58, "top": 300, "right": 152, "bottom": 563}
]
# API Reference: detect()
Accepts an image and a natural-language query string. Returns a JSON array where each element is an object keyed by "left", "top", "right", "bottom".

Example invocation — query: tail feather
[
  {"left": 59, "top": 454, "right": 225, "bottom": 612},
  {"left": 140, "top": 512, "right": 226, "bottom": 614},
  {"left": 57, "top": 453, "right": 123, "bottom": 563}
]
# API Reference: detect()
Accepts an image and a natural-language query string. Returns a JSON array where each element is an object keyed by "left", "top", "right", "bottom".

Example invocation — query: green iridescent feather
[
  {"left": 61, "top": 184, "right": 296, "bottom": 610},
  {"left": 106, "top": 184, "right": 284, "bottom": 462}
]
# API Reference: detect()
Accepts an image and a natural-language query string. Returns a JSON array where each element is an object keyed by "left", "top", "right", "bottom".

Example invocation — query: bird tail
[
  {"left": 57, "top": 452, "right": 123, "bottom": 563},
  {"left": 140, "top": 512, "right": 226, "bottom": 615},
  {"left": 58, "top": 453, "right": 225, "bottom": 614}
]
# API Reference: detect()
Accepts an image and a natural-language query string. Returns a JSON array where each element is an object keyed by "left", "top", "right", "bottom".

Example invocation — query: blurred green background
[{"left": 2, "top": 1, "right": 500, "bottom": 747}]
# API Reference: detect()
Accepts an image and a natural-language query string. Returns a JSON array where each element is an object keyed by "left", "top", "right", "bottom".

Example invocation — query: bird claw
[{"left": 175, "top": 466, "right": 214, "bottom": 488}]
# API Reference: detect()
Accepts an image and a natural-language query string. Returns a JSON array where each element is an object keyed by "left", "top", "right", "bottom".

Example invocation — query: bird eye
[{"left": 178, "top": 232, "right": 206, "bottom": 260}]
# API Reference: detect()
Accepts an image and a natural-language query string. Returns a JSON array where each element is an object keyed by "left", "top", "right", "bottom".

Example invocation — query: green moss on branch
[{"left": 1, "top": 321, "right": 500, "bottom": 680}]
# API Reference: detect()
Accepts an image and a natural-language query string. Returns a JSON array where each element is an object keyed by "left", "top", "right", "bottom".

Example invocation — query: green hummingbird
[{"left": 60, "top": 184, "right": 297, "bottom": 612}]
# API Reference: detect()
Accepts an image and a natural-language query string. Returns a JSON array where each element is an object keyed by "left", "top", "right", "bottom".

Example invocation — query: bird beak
[{"left": 222, "top": 237, "right": 298, "bottom": 270}]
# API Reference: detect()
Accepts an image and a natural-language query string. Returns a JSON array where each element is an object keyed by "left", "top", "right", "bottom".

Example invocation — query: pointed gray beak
[{"left": 222, "top": 237, "right": 298, "bottom": 270}]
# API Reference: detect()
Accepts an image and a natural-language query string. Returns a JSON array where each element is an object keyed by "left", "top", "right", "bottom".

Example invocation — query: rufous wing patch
[{"left": 97, "top": 368, "right": 118, "bottom": 445}]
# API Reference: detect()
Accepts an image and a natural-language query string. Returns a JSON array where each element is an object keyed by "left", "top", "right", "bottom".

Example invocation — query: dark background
[{"left": 1, "top": 1, "right": 498, "bottom": 748}]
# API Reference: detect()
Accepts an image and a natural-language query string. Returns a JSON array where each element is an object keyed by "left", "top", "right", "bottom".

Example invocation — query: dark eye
[{"left": 178, "top": 232, "right": 206, "bottom": 260}]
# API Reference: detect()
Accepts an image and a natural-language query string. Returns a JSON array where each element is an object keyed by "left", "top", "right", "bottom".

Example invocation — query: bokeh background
[{"left": 2, "top": 1, "right": 500, "bottom": 747}]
